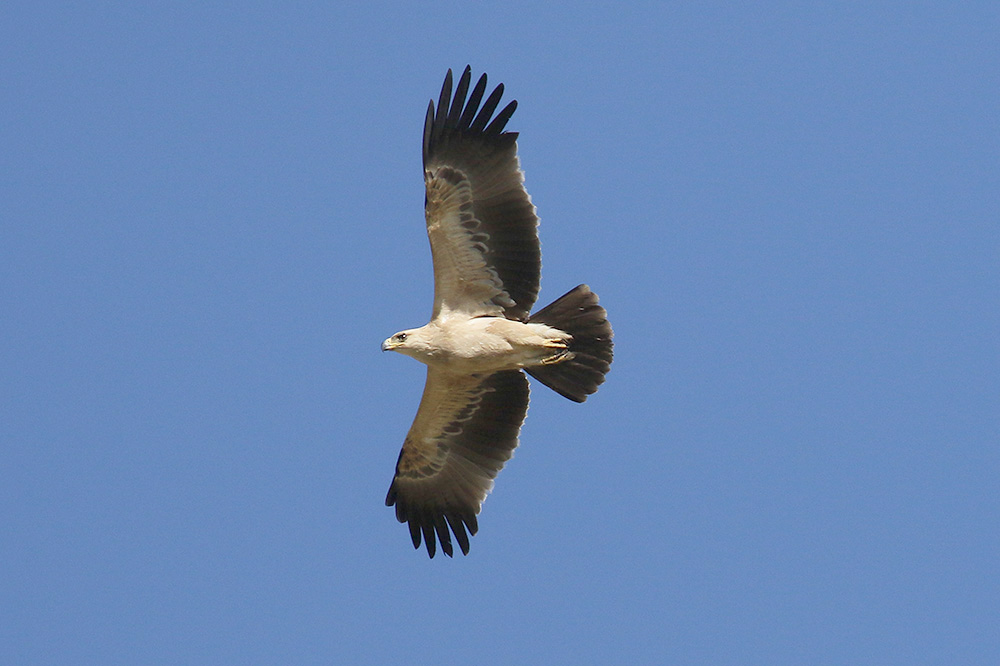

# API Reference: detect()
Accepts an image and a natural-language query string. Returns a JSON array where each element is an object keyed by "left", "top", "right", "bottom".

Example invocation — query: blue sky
[{"left": 2, "top": 2, "right": 998, "bottom": 663}]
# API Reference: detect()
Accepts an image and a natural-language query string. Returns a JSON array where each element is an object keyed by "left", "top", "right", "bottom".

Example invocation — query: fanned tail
[{"left": 525, "top": 285, "right": 613, "bottom": 402}]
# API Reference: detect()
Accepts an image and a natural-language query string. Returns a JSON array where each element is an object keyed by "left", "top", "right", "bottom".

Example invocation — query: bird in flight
[{"left": 382, "top": 67, "right": 614, "bottom": 557}]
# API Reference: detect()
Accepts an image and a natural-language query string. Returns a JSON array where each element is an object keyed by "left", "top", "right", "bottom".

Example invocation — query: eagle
[{"left": 381, "top": 67, "right": 614, "bottom": 557}]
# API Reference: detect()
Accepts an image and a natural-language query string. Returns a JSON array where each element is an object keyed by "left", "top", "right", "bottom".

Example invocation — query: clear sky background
[{"left": 3, "top": 2, "right": 998, "bottom": 664}]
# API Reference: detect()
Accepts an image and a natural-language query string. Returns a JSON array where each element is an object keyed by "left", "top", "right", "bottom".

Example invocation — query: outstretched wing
[
  {"left": 385, "top": 368, "right": 530, "bottom": 558},
  {"left": 423, "top": 66, "right": 541, "bottom": 322}
]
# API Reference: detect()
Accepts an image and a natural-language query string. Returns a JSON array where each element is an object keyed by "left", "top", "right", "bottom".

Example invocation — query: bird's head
[{"left": 382, "top": 329, "right": 417, "bottom": 355}]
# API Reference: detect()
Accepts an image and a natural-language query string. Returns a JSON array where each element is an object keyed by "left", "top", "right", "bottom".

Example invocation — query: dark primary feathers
[{"left": 422, "top": 66, "right": 541, "bottom": 322}]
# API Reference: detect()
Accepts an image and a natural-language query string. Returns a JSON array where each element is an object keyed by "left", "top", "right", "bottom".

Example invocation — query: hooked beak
[{"left": 381, "top": 338, "right": 394, "bottom": 352}]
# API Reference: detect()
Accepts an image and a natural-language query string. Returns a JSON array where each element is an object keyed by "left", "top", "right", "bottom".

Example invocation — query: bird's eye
[{"left": 396, "top": 333, "right": 407, "bottom": 341}]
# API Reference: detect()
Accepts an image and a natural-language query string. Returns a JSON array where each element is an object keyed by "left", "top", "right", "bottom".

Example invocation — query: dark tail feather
[{"left": 525, "top": 285, "right": 613, "bottom": 402}]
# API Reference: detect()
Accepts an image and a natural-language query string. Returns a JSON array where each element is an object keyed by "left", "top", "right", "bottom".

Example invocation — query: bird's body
[
  {"left": 382, "top": 67, "right": 613, "bottom": 557},
  {"left": 383, "top": 317, "right": 571, "bottom": 374}
]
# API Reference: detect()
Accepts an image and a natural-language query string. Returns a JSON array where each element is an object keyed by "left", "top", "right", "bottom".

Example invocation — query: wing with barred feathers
[
  {"left": 385, "top": 368, "right": 529, "bottom": 558},
  {"left": 423, "top": 66, "right": 541, "bottom": 322}
]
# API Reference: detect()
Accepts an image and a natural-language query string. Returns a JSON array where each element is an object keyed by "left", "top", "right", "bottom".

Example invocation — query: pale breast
[{"left": 424, "top": 317, "right": 568, "bottom": 374}]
